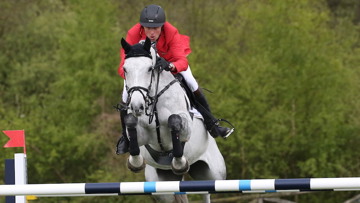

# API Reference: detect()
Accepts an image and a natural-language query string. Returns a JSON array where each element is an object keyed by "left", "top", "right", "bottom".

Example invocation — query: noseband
[{"left": 124, "top": 68, "right": 156, "bottom": 122}]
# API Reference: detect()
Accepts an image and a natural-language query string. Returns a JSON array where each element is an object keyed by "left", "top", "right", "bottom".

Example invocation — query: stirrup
[
  {"left": 208, "top": 119, "right": 235, "bottom": 139},
  {"left": 211, "top": 126, "right": 234, "bottom": 139},
  {"left": 221, "top": 127, "right": 234, "bottom": 139}
]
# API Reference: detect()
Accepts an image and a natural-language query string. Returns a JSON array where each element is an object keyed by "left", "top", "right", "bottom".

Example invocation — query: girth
[{"left": 145, "top": 142, "right": 185, "bottom": 165}]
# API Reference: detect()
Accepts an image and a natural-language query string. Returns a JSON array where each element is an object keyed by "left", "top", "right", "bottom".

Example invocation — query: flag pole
[{"left": 23, "top": 130, "right": 26, "bottom": 154}]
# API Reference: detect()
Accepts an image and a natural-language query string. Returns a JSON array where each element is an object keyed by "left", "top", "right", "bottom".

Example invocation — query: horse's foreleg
[
  {"left": 125, "top": 114, "right": 145, "bottom": 173},
  {"left": 168, "top": 114, "right": 189, "bottom": 175}
]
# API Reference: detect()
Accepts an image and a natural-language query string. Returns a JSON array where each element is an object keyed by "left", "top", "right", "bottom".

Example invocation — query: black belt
[{"left": 145, "top": 142, "right": 185, "bottom": 165}]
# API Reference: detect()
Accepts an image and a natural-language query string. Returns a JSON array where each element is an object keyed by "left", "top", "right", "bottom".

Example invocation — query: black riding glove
[{"left": 155, "top": 57, "right": 171, "bottom": 71}]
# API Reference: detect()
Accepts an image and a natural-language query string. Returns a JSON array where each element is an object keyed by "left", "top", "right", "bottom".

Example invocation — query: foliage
[{"left": 0, "top": 0, "right": 359, "bottom": 202}]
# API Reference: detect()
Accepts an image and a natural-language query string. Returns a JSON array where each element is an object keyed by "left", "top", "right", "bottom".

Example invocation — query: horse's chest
[{"left": 137, "top": 117, "right": 173, "bottom": 148}]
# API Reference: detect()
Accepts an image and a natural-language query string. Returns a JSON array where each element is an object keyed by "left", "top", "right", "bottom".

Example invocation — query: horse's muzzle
[{"left": 131, "top": 103, "right": 145, "bottom": 117}]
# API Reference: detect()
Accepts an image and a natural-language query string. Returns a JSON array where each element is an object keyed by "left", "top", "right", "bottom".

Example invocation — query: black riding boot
[
  {"left": 194, "top": 89, "right": 233, "bottom": 139},
  {"left": 116, "top": 107, "right": 130, "bottom": 154}
]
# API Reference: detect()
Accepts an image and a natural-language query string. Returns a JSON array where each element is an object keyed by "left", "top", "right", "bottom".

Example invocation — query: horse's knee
[
  {"left": 168, "top": 114, "right": 182, "bottom": 131},
  {"left": 124, "top": 114, "right": 138, "bottom": 128}
]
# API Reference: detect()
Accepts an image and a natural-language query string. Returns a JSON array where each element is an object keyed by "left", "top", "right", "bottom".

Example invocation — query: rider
[{"left": 116, "top": 4, "right": 234, "bottom": 154}]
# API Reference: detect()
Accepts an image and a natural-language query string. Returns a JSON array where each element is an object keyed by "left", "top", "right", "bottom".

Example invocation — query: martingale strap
[
  {"left": 153, "top": 105, "right": 164, "bottom": 151},
  {"left": 149, "top": 78, "right": 179, "bottom": 151},
  {"left": 156, "top": 79, "right": 178, "bottom": 98},
  {"left": 148, "top": 78, "right": 178, "bottom": 123}
]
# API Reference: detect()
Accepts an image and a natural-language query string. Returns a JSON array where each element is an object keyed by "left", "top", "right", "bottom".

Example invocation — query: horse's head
[{"left": 121, "top": 37, "right": 157, "bottom": 117}]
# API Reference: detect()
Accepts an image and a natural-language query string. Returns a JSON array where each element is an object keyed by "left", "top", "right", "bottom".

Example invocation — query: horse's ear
[
  {"left": 143, "top": 37, "right": 151, "bottom": 52},
  {"left": 121, "top": 38, "right": 131, "bottom": 54}
]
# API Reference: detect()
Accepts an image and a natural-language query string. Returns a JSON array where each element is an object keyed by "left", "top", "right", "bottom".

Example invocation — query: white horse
[{"left": 120, "top": 37, "right": 226, "bottom": 203}]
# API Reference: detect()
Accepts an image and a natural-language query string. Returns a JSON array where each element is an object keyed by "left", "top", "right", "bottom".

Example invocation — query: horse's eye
[
  {"left": 123, "top": 67, "right": 127, "bottom": 73},
  {"left": 148, "top": 66, "right": 153, "bottom": 72}
]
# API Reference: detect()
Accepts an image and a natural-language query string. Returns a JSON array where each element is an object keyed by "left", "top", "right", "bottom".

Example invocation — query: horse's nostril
[{"left": 130, "top": 103, "right": 144, "bottom": 116}]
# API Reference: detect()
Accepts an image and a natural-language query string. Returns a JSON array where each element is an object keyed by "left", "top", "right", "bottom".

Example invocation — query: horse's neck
[
  {"left": 151, "top": 71, "right": 187, "bottom": 107},
  {"left": 157, "top": 70, "right": 174, "bottom": 83},
  {"left": 152, "top": 71, "right": 177, "bottom": 94}
]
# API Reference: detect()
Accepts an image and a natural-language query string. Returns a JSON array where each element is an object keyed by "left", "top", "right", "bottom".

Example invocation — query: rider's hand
[{"left": 155, "top": 57, "right": 174, "bottom": 71}]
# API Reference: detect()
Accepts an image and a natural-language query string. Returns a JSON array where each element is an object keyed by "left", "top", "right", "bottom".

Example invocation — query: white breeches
[{"left": 122, "top": 66, "right": 198, "bottom": 103}]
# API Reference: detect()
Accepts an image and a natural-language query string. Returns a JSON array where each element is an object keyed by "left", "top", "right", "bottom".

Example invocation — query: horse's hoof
[
  {"left": 171, "top": 158, "right": 189, "bottom": 175},
  {"left": 127, "top": 157, "right": 146, "bottom": 173}
]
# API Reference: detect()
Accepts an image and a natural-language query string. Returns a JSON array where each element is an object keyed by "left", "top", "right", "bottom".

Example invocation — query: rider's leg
[
  {"left": 179, "top": 67, "right": 233, "bottom": 138},
  {"left": 179, "top": 66, "right": 199, "bottom": 92},
  {"left": 116, "top": 83, "right": 130, "bottom": 154},
  {"left": 193, "top": 89, "right": 233, "bottom": 138}
]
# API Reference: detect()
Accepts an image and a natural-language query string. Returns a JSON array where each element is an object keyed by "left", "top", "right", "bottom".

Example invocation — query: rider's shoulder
[{"left": 162, "top": 22, "right": 181, "bottom": 41}]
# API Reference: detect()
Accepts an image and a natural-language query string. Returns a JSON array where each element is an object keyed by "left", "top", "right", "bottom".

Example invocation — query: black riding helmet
[{"left": 140, "top": 5, "right": 166, "bottom": 27}]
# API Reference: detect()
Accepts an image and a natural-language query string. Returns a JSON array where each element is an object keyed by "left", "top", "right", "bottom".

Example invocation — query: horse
[{"left": 120, "top": 37, "right": 226, "bottom": 203}]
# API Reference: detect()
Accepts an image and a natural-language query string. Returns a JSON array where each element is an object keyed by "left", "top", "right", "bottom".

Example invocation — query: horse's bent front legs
[
  {"left": 168, "top": 114, "right": 189, "bottom": 175},
  {"left": 124, "top": 114, "right": 145, "bottom": 173}
]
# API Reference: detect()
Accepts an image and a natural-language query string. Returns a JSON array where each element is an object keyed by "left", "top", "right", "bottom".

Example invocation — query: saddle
[{"left": 173, "top": 74, "right": 212, "bottom": 120}]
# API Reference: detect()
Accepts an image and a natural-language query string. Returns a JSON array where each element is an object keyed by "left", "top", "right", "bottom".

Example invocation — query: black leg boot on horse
[
  {"left": 116, "top": 105, "right": 130, "bottom": 154},
  {"left": 194, "top": 89, "right": 234, "bottom": 139}
]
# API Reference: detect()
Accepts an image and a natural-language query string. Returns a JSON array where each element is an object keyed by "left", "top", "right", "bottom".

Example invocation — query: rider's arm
[{"left": 165, "top": 33, "right": 189, "bottom": 74}]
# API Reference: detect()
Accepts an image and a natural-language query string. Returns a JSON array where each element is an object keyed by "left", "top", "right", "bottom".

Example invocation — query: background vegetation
[{"left": 0, "top": 0, "right": 359, "bottom": 202}]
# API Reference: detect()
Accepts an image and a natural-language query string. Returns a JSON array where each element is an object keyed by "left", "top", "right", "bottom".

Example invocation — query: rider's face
[{"left": 144, "top": 26, "right": 162, "bottom": 42}]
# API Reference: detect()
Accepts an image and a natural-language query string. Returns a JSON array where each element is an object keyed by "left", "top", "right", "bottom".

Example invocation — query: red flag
[{"left": 3, "top": 130, "right": 25, "bottom": 149}]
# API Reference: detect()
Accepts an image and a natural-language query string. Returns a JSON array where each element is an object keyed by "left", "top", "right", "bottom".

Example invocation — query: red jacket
[{"left": 118, "top": 22, "right": 191, "bottom": 78}]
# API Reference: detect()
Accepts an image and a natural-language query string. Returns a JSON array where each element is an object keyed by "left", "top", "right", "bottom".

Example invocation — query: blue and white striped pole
[{"left": 0, "top": 178, "right": 359, "bottom": 196}]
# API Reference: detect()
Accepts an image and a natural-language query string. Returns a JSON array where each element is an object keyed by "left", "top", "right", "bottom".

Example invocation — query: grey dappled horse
[{"left": 120, "top": 37, "right": 226, "bottom": 203}]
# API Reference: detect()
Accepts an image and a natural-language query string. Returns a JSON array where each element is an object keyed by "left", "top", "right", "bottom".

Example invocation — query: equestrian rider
[{"left": 116, "top": 4, "right": 234, "bottom": 154}]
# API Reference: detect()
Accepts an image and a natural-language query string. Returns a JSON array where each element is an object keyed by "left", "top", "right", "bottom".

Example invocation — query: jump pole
[{"left": 0, "top": 178, "right": 359, "bottom": 196}]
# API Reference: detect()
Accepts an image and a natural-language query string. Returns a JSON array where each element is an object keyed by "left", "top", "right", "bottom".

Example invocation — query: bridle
[
  {"left": 123, "top": 57, "right": 178, "bottom": 124},
  {"left": 119, "top": 55, "right": 179, "bottom": 152}
]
